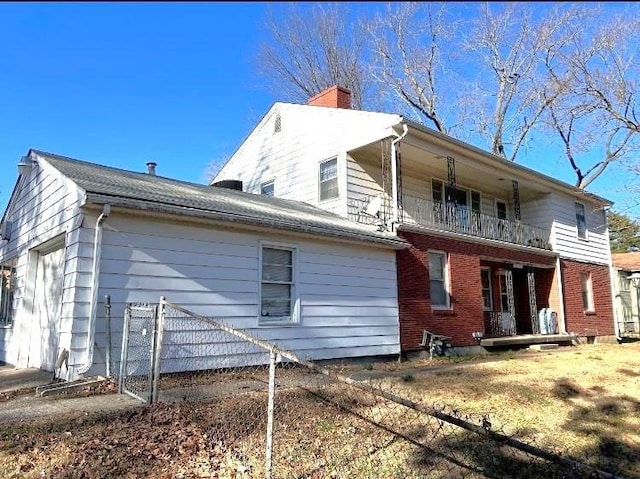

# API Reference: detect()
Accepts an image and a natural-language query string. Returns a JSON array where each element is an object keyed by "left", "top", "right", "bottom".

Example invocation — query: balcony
[{"left": 348, "top": 194, "right": 552, "bottom": 251}]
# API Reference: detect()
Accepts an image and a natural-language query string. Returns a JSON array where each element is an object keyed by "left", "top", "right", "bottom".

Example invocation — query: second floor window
[
  {"left": 261, "top": 180, "right": 274, "bottom": 197},
  {"left": 319, "top": 158, "right": 338, "bottom": 201},
  {"left": 575, "top": 202, "right": 587, "bottom": 239}
]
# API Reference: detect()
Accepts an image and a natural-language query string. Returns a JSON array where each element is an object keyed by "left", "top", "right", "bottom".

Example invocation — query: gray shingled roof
[{"left": 34, "top": 150, "right": 406, "bottom": 249}]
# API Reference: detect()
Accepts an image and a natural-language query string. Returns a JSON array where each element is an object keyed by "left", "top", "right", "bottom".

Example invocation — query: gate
[{"left": 119, "top": 303, "right": 162, "bottom": 403}]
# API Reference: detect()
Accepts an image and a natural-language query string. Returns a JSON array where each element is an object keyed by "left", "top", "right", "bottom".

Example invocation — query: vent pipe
[{"left": 146, "top": 162, "right": 157, "bottom": 175}]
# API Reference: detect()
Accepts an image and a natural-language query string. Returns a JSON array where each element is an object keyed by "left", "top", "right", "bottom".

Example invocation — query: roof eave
[
  {"left": 399, "top": 119, "right": 612, "bottom": 207},
  {"left": 83, "top": 193, "right": 409, "bottom": 250}
]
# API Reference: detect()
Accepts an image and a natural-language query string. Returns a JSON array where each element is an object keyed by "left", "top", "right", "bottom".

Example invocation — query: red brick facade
[
  {"left": 397, "top": 230, "right": 558, "bottom": 351},
  {"left": 560, "top": 259, "right": 614, "bottom": 337}
]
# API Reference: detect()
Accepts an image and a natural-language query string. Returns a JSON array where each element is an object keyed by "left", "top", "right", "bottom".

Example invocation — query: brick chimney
[{"left": 308, "top": 86, "right": 351, "bottom": 109}]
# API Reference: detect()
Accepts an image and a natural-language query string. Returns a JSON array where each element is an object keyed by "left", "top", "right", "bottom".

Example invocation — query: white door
[{"left": 28, "top": 247, "right": 65, "bottom": 370}]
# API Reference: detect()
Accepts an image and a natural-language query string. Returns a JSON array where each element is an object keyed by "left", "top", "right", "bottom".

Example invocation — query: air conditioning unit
[{"left": 0, "top": 221, "right": 11, "bottom": 241}]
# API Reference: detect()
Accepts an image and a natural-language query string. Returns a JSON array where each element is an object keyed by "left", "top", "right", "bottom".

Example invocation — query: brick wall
[
  {"left": 397, "top": 230, "right": 557, "bottom": 350},
  {"left": 560, "top": 259, "right": 614, "bottom": 337},
  {"left": 308, "top": 86, "right": 351, "bottom": 109}
]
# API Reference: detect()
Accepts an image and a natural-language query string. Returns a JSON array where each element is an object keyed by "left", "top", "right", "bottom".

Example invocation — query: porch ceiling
[{"left": 350, "top": 140, "right": 550, "bottom": 202}]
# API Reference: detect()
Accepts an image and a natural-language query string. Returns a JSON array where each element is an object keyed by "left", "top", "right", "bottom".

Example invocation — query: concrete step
[{"left": 528, "top": 343, "right": 559, "bottom": 351}]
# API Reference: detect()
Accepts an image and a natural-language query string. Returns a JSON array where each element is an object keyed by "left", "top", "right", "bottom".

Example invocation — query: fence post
[
  {"left": 118, "top": 304, "right": 131, "bottom": 394},
  {"left": 151, "top": 296, "right": 166, "bottom": 405},
  {"left": 265, "top": 348, "right": 278, "bottom": 479}
]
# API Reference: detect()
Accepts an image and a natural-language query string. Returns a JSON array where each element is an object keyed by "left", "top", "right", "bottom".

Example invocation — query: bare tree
[
  {"left": 542, "top": 5, "right": 640, "bottom": 189},
  {"left": 257, "top": 3, "right": 370, "bottom": 109},
  {"left": 368, "top": 2, "right": 459, "bottom": 133}
]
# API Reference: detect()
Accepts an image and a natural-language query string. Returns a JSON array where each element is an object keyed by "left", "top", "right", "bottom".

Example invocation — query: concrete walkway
[{"left": 0, "top": 364, "right": 142, "bottom": 425}]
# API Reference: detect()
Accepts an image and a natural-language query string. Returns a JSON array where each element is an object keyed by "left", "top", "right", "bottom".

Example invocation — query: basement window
[{"left": 0, "top": 257, "right": 17, "bottom": 327}]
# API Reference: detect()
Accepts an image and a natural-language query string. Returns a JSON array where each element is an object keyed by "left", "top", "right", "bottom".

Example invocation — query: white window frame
[
  {"left": 580, "top": 272, "right": 595, "bottom": 312},
  {"left": 428, "top": 250, "right": 450, "bottom": 309},
  {"left": 319, "top": 157, "right": 339, "bottom": 202},
  {"left": 481, "top": 267, "right": 493, "bottom": 311},
  {"left": 258, "top": 242, "right": 299, "bottom": 325},
  {"left": 431, "top": 178, "right": 481, "bottom": 210},
  {"left": 0, "top": 257, "right": 17, "bottom": 328},
  {"left": 261, "top": 179, "right": 275, "bottom": 197},
  {"left": 575, "top": 202, "right": 588, "bottom": 240},
  {"left": 495, "top": 199, "right": 508, "bottom": 220},
  {"left": 498, "top": 270, "right": 510, "bottom": 313}
]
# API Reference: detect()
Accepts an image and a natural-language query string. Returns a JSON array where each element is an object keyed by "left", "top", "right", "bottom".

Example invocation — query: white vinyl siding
[
  {"left": 429, "top": 251, "right": 449, "bottom": 308},
  {"left": 214, "top": 103, "right": 400, "bottom": 217},
  {"left": 0, "top": 157, "right": 84, "bottom": 373},
  {"left": 319, "top": 158, "right": 339, "bottom": 201},
  {"left": 549, "top": 193, "right": 610, "bottom": 264},
  {"left": 96, "top": 214, "right": 400, "bottom": 375}
]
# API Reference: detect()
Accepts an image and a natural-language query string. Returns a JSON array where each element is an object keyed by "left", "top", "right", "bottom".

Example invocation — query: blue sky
[{"left": 0, "top": 2, "right": 637, "bottom": 217}]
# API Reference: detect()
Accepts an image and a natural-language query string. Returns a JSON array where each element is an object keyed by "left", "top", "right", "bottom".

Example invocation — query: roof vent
[
  {"left": 212, "top": 179, "right": 243, "bottom": 191},
  {"left": 146, "top": 162, "right": 157, "bottom": 175}
]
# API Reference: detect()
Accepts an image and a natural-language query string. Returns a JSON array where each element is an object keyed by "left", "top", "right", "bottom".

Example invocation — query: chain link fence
[{"left": 116, "top": 298, "right": 625, "bottom": 479}]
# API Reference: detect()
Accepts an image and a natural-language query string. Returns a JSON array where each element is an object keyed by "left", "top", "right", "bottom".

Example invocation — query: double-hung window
[
  {"left": 429, "top": 251, "right": 450, "bottom": 308},
  {"left": 319, "top": 158, "right": 339, "bottom": 201},
  {"left": 481, "top": 268, "right": 493, "bottom": 310},
  {"left": 580, "top": 272, "right": 594, "bottom": 312},
  {"left": 0, "top": 258, "right": 17, "bottom": 327},
  {"left": 575, "top": 202, "right": 587, "bottom": 239},
  {"left": 260, "top": 246, "right": 295, "bottom": 324}
]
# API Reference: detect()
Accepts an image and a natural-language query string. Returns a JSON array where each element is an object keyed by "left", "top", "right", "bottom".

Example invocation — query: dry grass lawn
[{"left": 0, "top": 342, "right": 638, "bottom": 478}]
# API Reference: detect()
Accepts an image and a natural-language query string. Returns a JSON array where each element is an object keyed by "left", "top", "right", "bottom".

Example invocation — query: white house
[
  {"left": 612, "top": 252, "right": 640, "bottom": 338},
  {"left": 0, "top": 150, "right": 406, "bottom": 379},
  {"left": 214, "top": 86, "right": 616, "bottom": 352}
]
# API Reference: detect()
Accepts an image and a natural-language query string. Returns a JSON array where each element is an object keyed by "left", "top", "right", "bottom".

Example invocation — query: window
[
  {"left": 580, "top": 272, "right": 594, "bottom": 312},
  {"left": 496, "top": 201, "right": 507, "bottom": 220},
  {"left": 261, "top": 180, "right": 274, "bottom": 197},
  {"left": 429, "top": 252, "right": 450, "bottom": 308},
  {"left": 319, "top": 158, "right": 339, "bottom": 201},
  {"left": 260, "top": 246, "right": 295, "bottom": 323},
  {"left": 273, "top": 113, "right": 281, "bottom": 134},
  {"left": 0, "top": 258, "right": 17, "bottom": 327},
  {"left": 498, "top": 271, "right": 510, "bottom": 312},
  {"left": 481, "top": 268, "right": 493, "bottom": 310},
  {"left": 575, "top": 202, "right": 587, "bottom": 239}
]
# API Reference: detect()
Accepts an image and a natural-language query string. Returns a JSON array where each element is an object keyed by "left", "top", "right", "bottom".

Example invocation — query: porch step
[{"left": 528, "top": 343, "right": 559, "bottom": 351}]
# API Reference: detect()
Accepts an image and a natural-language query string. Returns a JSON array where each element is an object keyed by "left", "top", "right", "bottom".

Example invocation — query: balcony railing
[{"left": 402, "top": 195, "right": 552, "bottom": 250}]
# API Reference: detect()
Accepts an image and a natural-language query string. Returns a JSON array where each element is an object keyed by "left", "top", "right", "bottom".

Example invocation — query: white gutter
[
  {"left": 78, "top": 203, "right": 111, "bottom": 375},
  {"left": 391, "top": 123, "right": 409, "bottom": 228}
]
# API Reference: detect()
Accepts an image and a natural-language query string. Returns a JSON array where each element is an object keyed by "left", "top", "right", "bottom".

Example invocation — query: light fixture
[
  {"left": 472, "top": 331, "right": 484, "bottom": 341},
  {"left": 629, "top": 272, "right": 640, "bottom": 289},
  {"left": 17, "top": 156, "right": 35, "bottom": 176}
]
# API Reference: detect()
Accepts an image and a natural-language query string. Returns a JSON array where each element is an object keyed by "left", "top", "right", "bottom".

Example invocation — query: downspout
[
  {"left": 390, "top": 123, "right": 409, "bottom": 229},
  {"left": 77, "top": 204, "right": 111, "bottom": 375}
]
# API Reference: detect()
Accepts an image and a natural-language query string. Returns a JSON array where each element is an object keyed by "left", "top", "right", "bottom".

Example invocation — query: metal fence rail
[{"left": 117, "top": 298, "right": 624, "bottom": 479}]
